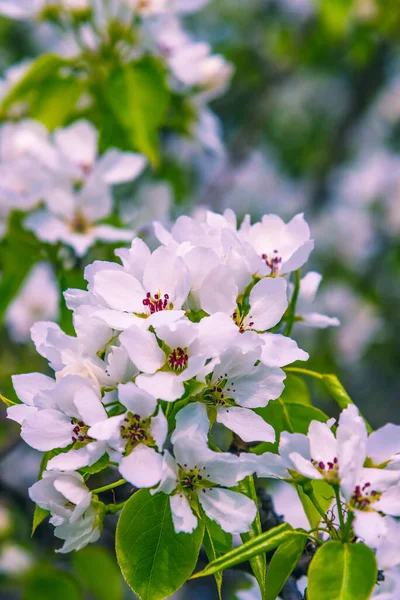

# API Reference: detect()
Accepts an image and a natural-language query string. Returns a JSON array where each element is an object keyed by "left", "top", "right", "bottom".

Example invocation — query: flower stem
[
  {"left": 284, "top": 269, "right": 301, "bottom": 337},
  {"left": 105, "top": 501, "right": 126, "bottom": 515},
  {"left": 92, "top": 479, "right": 126, "bottom": 494},
  {"left": 342, "top": 511, "right": 355, "bottom": 543},
  {"left": 284, "top": 367, "right": 323, "bottom": 379},
  {"left": 306, "top": 488, "right": 338, "bottom": 540},
  {"left": 334, "top": 486, "right": 345, "bottom": 536}
]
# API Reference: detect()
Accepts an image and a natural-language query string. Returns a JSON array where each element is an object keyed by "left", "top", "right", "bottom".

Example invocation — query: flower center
[
  {"left": 69, "top": 212, "right": 90, "bottom": 234},
  {"left": 204, "top": 373, "right": 236, "bottom": 406},
  {"left": 178, "top": 465, "right": 206, "bottom": 492},
  {"left": 71, "top": 419, "right": 93, "bottom": 444},
  {"left": 232, "top": 310, "right": 254, "bottom": 333},
  {"left": 311, "top": 456, "right": 339, "bottom": 484},
  {"left": 120, "top": 412, "right": 151, "bottom": 453},
  {"left": 350, "top": 482, "right": 381, "bottom": 510},
  {"left": 168, "top": 347, "right": 188, "bottom": 372},
  {"left": 261, "top": 250, "right": 282, "bottom": 276},
  {"left": 142, "top": 291, "right": 172, "bottom": 315}
]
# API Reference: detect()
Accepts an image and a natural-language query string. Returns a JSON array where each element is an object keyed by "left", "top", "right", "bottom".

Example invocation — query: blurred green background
[{"left": 1, "top": 1, "right": 400, "bottom": 598}]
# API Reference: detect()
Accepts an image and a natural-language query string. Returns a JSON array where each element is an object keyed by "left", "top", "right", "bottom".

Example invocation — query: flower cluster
[
  {"left": 0, "top": 119, "right": 147, "bottom": 255},
  {"left": 9, "top": 208, "right": 334, "bottom": 550},
  {"left": 254, "top": 405, "right": 400, "bottom": 570}
]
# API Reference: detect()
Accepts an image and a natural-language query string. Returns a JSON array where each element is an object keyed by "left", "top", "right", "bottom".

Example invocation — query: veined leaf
[
  {"left": 239, "top": 476, "right": 266, "bottom": 599},
  {"left": 203, "top": 519, "right": 223, "bottom": 600},
  {"left": 297, "top": 480, "right": 334, "bottom": 530},
  {"left": 192, "top": 524, "right": 304, "bottom": 579},
  {"left": 308, "top": 541, "right": 377, "bottom": 600},
  {"left": 116, "top": 490, "right": 204, "bottom": 600},
  {"left": 264, "top": 534, "right": 307, "bottom": 600}
]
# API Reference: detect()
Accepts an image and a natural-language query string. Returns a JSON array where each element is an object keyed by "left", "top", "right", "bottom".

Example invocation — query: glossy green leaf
[
  {"left": 239, "top": 476, "right": 266, "bottom": 598},
  {"left": 1, "top": 53, "right": 73, "bottom": 114},
  {"left": 253, "top": 401, "right": 328, "bottom": 454},
  {"left": 30, "top": 75, "right": 85, "bottom": 130},
  {"left": 192, "top": 524, "right": 304, "bottom": 579},
  {"left": 72, "top": 546, "right": 122, "bottom": 600},
  {"left": 203, "top": 519, "right": 223, "bottom": 600},
  {"left": 79, "top": 453, "right": 109, "bottom": 476},
  {"left": 264, "top": 534, "right": 306, "bottom": 600},
  {"left": 106, "top": 58, "right": 169, "bottom": 165},
  {"left": 116, "top": 490, "right": 204, "bottom": 600},
  {"left": 204, "top": 515, "right": 232, "bottom": 553},
  {"left": 24, "top": 568, "right": 82, "bottom": 600},
  {"left": 297, "top": 480, "right": 334, "bottom": 530},
  {"left": 281, "top": 374, "right": 311, "bottom": 406},
  {"left": 308, "top": 541, "right": 377, "bottom": 600},
  {"left": 0, "top": 214, "right": 42, "bottom": 326}
]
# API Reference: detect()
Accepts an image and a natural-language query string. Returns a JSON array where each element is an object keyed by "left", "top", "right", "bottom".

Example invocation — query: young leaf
[
  {"left": 239, "top": 476, "right": 266, "bottom": 598},
  {"left": 264, "top": 534, "right": 306, "bottom": 600},
  {"left": 281, "top": 374, "right": 311, "bottom": 406},
  {"left": 24, "top": 568, "right": 83, "bottom": 600},
  {"left": 307, "top": 541, "right": 377, "bottom": 600},
  {"left": 192, "top": 524, "right": 303, "bottom": 579},
  {"left": 116, "top": 490, "right": 204, "bottom": 600},
  {"left": 253, "top": 401, "right": 328, "bottom": 454},
  {"left": 203, "top": 519, "right": 223, "bottom": 600},
  {"left": 106, "top": 58, "right": 170, "bottom": 165},
  {"left": 296, "top": 480, "right": 334, "bottom": 530},
  {"left": 0, "top": 392, "right": 17, "bottom": 407},
  {"left": 72, "top": 546, "right": 122, "bottom": 600}
]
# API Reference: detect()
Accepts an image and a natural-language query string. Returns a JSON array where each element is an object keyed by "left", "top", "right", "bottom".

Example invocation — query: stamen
[
  {"left": 142, "top": 291, "right": 172, "bottom": 314},
  {"left": 168, "top": 347, "right": 188, "bottom": 372}
]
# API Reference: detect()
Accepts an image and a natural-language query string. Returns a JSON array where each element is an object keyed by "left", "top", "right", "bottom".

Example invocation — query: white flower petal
[
  {"left": 170, "top": 494, "right": 198, "bottom": 534},
  {"left": 199, "top": 488, "right": 256, "bottom": 534},
  {"left": 95, "top": 149, "right": 146, "bottom": 184},
  {"left": 93, "top": 270, "right": 145, "bottom": 313},
  {"left": 120, "top": 325, "right": 165, "bottom": 373},
  {"left": 7, "top": 404, "right": 38, "bottom": 425},
  {"left": 119, "top": 445, "right": 163, "bottom": 488},
  {"left": 150, "top": 408, "right": 168, "bottom": 452},
  {"left": 47, "top": 442, "right": 107, "bottom": 471},
  {"left": 308, "top": 421, "right": 337, "bottom": 465},
  {"left": 353, "top": 510, "right": 388, "bottom": 547},
  {"left": 259, "top": 333, "right": 309, "bottom": 367},
  {"left": 21, "top": 409, "right": 73, "bottom": 451},
  {"left": 375, "top": 486, "right": 400, "bottom": 516},
  {"left": 367, "top": 424, "right": 400, "bottom": 465},
  {"left": 12, "top": 372, "right": 55, "bottom": 406},
  {"left": 217, "top": 407, "right": 275, "bottom": 443},
  {"left": 172, "top": 402, "right": 209, "bottom": 445},
  {"left": 199, "top": 265, "right": 238, "bottom": 315},
  {"left": 248, "top": 277, "right": 288, "bottom": 331},
  {"left": 118, "top": 382, "right": 157, "bottom": 418},
  {"left": 136, "top": 372, "right": 184, "bottom": 402},
  {"left": 73, "top": 387, "right": 107, "bottom": 426},
  {"left": 288, "top": 452, "right": 323, "bottom": 480}
]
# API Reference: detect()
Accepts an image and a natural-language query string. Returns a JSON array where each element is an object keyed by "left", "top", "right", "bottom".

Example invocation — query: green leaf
[
  {"left": 281, "top": 374, "right": 311, "bottom": 406},
  {"left": 192, "top": 524, "right": 303, "bottom": 579},
  {"left": 24, "top": 568, "right": 83, "bottom": 600},
  {"left": 203, "top": 515, "right": 232, "bottom": 553},
  {"left": 116, "top": 490, "right": 204, "bottom": 600},
  {"left": 79, "top": 453, "right": 109, "bottom": 476},
  {"left": 253, "top": 401, "right": 328, "bottom": 454},
  {"left": 239, "top": 476, "right": 266, "bottom": 598},
  {"left": 322, "top": 375, "right": 372, "bottom": 433},
  {"left": 264, "top": 534, "right": 306, "bottom": 600},
  {"left": 296, "top": 480, "right": 334, "bottom": 530},
  {"left": 0, "top": 214, "right": 42, "bottom": 326},
  {"left": 203, "top": 519, "right": 223, "bottom": 600},
  {"left": 106, "top": 57, "right": 170, "bottom": 165},
  {"left": 308, "top": 541, "right": 377, "bottom": 600},
  {"left": 1, "top": 53, "right": 73, "bottom": 115},
  {"left": 72, "top": 546, "right": 122, "bottom": 600},
  {"left": 29, "top": 75, "right": 85, "bottom": 130}
]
